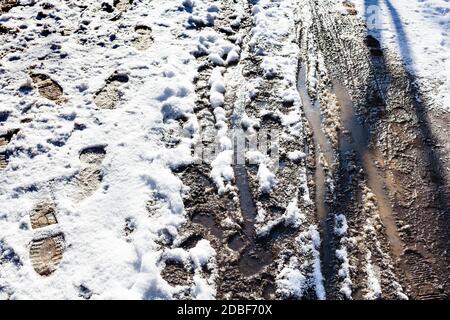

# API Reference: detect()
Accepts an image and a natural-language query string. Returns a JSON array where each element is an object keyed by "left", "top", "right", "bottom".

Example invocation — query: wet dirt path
[
  {"left": 174, "top": 0, "right": 282, "bottom": 299},
  {"left": 333, "top": 79, "right": 404, "bottom": 258},
  {"left": 305, "top": 0, "right": 450, "bottom": 299},
  {"left": 233, "top": 165, "right": 273, "bottom": 275},
  {"left": 297, "top": 64, "right": 335, "bottom": 291}
]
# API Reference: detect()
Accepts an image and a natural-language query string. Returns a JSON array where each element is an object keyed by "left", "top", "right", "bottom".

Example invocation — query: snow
[
  {"left": 245, "top": 150, "right": 278, "bottom": 194},
  {"left": 195, "top": 30, "right": 241, "bottom": 67},
  {"left": 188, "top": 239, "right": 216, "bottom": 270},
  {"left": 256, "top": 198, "right": 304, "bottom": 237},
  {"left": 210, "top": 150, "right": 234, "bottom": 195},
  {"left": 336, "top": 247, "right": 353, "bottom": 299},
  {"left": 184, "top": 0, "right": 220, "bottom": 29},
  {"left": 299, "top": 167, "right": 313, "bottom": 206},
  {"left": 250, "top": 5, "right": 301, "bottom": 87},
  {"left": 199, "top": 30, "right": 239, "bottom": 195},
  {"left": 1, "top": 0, "right": 444, "bottom": 301},
  {"left": 241, "top": 0, "right": 305, "bottom": 200},
  {"left": 0, "top": 0, "right": 215, "bottom": 300},
  {"left": 276, "top": 257, "right": 306, "bottom": 299},
  {"left": 307, "top": 226, "right": 326, "bottom": 300},
  {"left": 192, "top": 275, "right": 215, "bottom": 300},
  {"left": 334, "top": 214, "right": 353, "bottom": 299},
  {"left": 256, "top": 163, "right": 277, "bottom": 194},
  {"left": 276, "top": 224, "right": 326, "bottom": 300},
  {"left": 351, "top": 0, "right": 450, "bottom": 111},
  {"left": 284, "top": 198, "right": 304, "bottom": 228},
  {"left": 334, "top": 213, "right": 349, "bottom": 237},
  {"left": 364, "top": 251, "right": 382, "bottom": 300},
  {"left": 287, "top": 150, "right": 306, "bottom": 162},
  {"left": 258, "top": 11, "right": 328, "bottom": 288}
]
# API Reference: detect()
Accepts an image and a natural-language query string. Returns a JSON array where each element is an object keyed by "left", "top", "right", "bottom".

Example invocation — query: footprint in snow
[
  {"left": 76, "top": 146, "right": 107, "bottom": 199},
  {"left": 0, "top": 129, "right": 19, "bottom": 170},
  {"left": 114, "top": 0, "right": 133, "bottom": 12},
  {"left": 29, "top": 201, "right": 65, "bottom": 276},
  {"left": 30, "top": 73, "right": 66, "bottom": 104},
  {"left": 94, "top": 73, "right": 129, "bottom": 110},
  {"left": 161, "top": 124, "right": 185, "bottom": 149},
  {"left": 132, "top": 25, "right": 153, "bottom": 51},
  {"left": 109, "top": 0, "right": 134, "bottom": 20}
]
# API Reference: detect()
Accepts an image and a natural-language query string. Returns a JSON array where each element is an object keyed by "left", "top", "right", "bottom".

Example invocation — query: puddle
[
  {"left": 228, "top": 233, "right": 246, "bottom": 251},
  {"left": 332, "top": 79, "right": 404, "bottom": 258},
  {"left": 297, "top": 64, "right": 334, "bottom": 284},
  {"left": 192, "top": 213, "right": 223, "bottom": 240},
  {"left": 297, "top": 66, "right": 334, "bottom": 167},
  {"left": 234, "top": 164, "right": 273, "bottom": 276},
  {"left": 238, "top": 244, "right": 273, "bottom": 277},
  {"left": 234, "top": 165, "right": 258, "bottom": 238}
]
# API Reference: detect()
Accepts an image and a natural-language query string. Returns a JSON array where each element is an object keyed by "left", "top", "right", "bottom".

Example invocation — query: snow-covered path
[{"left": 0, "top": 0, "right": 214, "bottom": 299}]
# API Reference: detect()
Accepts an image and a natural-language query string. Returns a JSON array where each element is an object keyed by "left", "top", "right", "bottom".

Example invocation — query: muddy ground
[
  {"left": 170, "top": 0, "right": 450, "bottom": 300},
  {"left": 1, "top": 0, "right": 449, "bottom": 300}
]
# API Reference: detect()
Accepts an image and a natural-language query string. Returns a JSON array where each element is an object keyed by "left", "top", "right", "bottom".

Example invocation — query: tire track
[
  {"left": 305, "top": 0, "right": 450, "bottom": 299},
  {"left": 170, "top": 0, "right": 289, "bottom": 299},
  {"left": 223, "top": 0, "right": 326, "bottom": 300}
]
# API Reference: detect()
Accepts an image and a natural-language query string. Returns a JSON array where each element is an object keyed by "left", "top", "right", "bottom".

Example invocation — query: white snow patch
[
  {"left": 257, "top": 163, "right": 277, "bottom": 194},
  {"left": 0, "top": 0, "right": 212, "bottom": 299},
  {"left": 276, "top": 257, "right": 306, "bottom": 299},
  {"left": 364, "top": 251, "right": 382, "bottom": 300}
]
